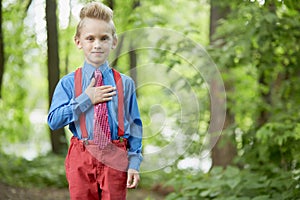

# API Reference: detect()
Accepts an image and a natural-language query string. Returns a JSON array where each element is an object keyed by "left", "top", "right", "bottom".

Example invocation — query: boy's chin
[{"left": 87, "top": 60, "right": 106, "bottom": 67}]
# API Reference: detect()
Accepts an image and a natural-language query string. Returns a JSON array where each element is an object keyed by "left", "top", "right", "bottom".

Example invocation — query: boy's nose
[{"left": 94, "top": 40, "right": 101, "bottom": 49}]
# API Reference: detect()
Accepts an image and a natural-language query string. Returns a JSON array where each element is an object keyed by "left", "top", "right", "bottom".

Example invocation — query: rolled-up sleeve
[{"left": 124, "top": 77, "right": 143, "bottom": 171}]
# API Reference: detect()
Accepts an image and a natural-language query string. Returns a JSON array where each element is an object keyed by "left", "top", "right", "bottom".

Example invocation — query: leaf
[
  {"left": 294, "top": 124, "right": 300, "bottom": 140},
  {"left": 224, "top": 166, "right": 240, "bottom": 177},
  {"left": 226, "top": 177, "right": 241, "bottom": 190},
  {"left": 200, "top": 189, "right": 211, "bottom": 197},
  {"left": 252, "top": 195, "right": 270, "bottom": 200}
]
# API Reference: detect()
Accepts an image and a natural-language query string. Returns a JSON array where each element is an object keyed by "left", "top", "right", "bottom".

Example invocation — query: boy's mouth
[{"left": 92, "top": 52, "right": 104, "bottom": 55}]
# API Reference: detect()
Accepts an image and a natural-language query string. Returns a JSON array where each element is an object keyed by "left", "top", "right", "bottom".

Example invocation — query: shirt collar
[{"left": 83, "top": 61, "right": 110, "bottom": 79}]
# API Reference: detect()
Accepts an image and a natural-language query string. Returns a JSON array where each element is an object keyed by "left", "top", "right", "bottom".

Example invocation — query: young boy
[{"left": 47, "top": 2, "right": 143, "bottom": 199}]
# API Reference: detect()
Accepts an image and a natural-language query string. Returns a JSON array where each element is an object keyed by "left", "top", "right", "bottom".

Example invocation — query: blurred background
[{"left": 0, "top": 0, "right": 300, "bottom": 199}]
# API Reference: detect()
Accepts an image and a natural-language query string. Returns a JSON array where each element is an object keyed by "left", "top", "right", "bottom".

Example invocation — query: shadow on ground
[{"left": 0, "top": 182, "right": 166, "bottom": 200}]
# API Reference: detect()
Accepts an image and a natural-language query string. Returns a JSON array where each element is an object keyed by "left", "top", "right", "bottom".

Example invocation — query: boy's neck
[{"left": 85, "top": 60, "right": 108, "bottom": 69}]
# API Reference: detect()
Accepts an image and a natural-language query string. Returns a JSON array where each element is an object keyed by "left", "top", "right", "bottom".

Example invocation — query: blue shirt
[{"left": 47, "top": 61, "right": 143, "bottom": 171}]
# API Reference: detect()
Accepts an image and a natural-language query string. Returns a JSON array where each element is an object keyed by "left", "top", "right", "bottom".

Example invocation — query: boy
[{"left": 47, "top": 2, "right": 143, "bottom": 200}]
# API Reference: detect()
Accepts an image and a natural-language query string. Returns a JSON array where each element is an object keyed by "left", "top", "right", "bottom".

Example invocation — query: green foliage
[
  {"left": 162, "top": 0, "right": 300, "bottom": 199},
  {"left": 121, "top": 0, "right": 210, "bottom": 44},
  {"left": 240, "top": 113, "right": 300, "bottom": 172},
  {"left": 165, "top": 166, "right": 300, "bottom": 200},
  {"left": 0, "top": 1, "right": 37, "bottom": 144},
  {"left": 0, "top": 152, "right": 67, "bottom": 188},
  {"left": 209, "top": 0, "right": 300, "bottom": 168}
]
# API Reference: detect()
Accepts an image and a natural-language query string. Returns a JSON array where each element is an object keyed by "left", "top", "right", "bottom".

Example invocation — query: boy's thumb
[{"left": 88, "top": 78, "right": 96, "bottom": 88}]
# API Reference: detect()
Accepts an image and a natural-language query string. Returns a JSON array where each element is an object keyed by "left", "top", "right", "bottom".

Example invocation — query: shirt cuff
[
  {"left": 74, "top": 93, "right": 92, "bottom": 116},
  {"left": 128, "top": 153, "right": 143, "bottom": 171},
  {"left": 77, "top": 93, "right": 92, "bottom": 112}
]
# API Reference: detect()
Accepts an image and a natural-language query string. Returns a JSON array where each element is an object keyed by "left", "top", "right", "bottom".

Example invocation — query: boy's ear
[
  {"left": 74, "top": 37, "right": 82, "bottom": 49},
  {"left": 111, "top": 37, "right": 118, "bottom": 49}
]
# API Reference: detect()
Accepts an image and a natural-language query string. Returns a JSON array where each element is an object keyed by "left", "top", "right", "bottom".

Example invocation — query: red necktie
[{"left": 93, "top": 69, "right": 111, "bottom": 149}]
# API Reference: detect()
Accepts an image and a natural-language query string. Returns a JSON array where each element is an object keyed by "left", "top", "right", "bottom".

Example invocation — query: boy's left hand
[{"left": 127, "top": 169, "right": 140, "bottom": 189}]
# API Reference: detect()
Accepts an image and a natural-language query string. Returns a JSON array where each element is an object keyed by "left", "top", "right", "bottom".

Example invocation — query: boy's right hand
[{"left": 85, "top": 78, "right": 116, "bottom": 104}]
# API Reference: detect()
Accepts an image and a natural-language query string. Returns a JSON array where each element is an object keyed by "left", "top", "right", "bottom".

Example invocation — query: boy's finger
[
  {"left": 87, "top": 78, "right": 96, "bottom": 88},
  {"left": 127, "top": 174, "right": 133, "bottom": 187},
  {"left": 98, "top": 85, "right": 116, "bottom": 90},
  {"left": 95, "top": 89, "right": 116, "bottom": 95},
  {"left": 96, "top": 88, "right": 117, "bottom": 95},
  {"left": 106, "top": 91, "right": 116, "bottom": 97}
]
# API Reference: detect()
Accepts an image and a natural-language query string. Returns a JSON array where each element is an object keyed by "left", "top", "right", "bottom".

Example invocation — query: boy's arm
[
  {"left": 47, "top": 75, "right": 92, "bottom": 130},
  {"left": 124, "top": 77, "right": 143, "bottom": 171},
  {"left": 126, "top": 126, "right": 142, "bottom": 188},
  {"left": 124, "top": 77, "right": 143, "bottom": 188}
]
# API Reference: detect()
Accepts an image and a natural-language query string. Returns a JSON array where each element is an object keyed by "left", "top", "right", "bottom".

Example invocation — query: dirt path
[
  {"left": 0, "top": 182, "right": 165, "bottom": 200},
  {"left": 0, "top": 183, "right": 69, "bottom": 200}
]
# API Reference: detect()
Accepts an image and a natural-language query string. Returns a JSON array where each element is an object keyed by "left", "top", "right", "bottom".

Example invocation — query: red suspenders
[
  {"left": 74, "top": 68, "right": 124, "bottom": 139},
  {"left": 74, "top": 69, "right": 89, "bottom": 139},
  {"left": 112, "top": 69, "right": 125, "bottom": 138}
]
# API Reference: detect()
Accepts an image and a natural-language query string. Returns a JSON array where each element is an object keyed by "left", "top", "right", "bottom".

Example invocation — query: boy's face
[{"left": 75, "top": 18, "right": 117, "bottom": 67}]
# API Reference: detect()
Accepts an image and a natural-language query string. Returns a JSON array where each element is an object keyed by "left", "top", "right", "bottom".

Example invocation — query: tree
[
  {"left": 105, "top": 0, "right": 114, "bottom": 10},
  {"left": 0, "top": 0, "right": 4, "bottom": 98},
  {"left": 128, "top": 0, "right": 140, "bottom": 85},
  {"left": 209, "top": 0, "right": 236, "bottom": 167},
  {"left": 106, "top": 0, "right": 140, "bottom": 85},
  {"left": 46, "top": 0, "right": 67, "bottom": 155}
]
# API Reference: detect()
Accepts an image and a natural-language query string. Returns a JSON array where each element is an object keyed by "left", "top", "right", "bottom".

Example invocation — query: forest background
[{"left": 0, "top": 0, "right": 300, "bottom": 199}]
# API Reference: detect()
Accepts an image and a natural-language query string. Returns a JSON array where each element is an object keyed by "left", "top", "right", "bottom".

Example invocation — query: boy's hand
[
  {"left": 127, "top": 169, "right": 140, "bottom": 189},
  {"left": 85, "top": 78, "right": 116, "bottom": 104}
]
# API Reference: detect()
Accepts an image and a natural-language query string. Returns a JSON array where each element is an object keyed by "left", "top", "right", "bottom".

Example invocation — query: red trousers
[{"left": 65, "top": 137, "right": 128, "bottom": 200}]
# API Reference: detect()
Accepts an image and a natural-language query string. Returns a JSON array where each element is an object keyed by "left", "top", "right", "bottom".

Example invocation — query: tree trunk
[
  {"left": 256, "top": 2, "right": 276, "bottom": 128},
  {"left": 0, "top": 0, "right": 4, "bottom": 98},
  {"left": 257, "top": 71, "right": 271, "bottom": 127},
  {"left": 105, "top": 0, "right": 140, "bottom": 86},
  {"left": 129, "top": 43, "right": 137, "bottom": 85},
  {"left": 129, "top": 0, "right": 140, "bottom": 91},
  {"left": 46, "top": 0, "right": 67, "bottom": 155},
  {"left": 105, "top": 0, "right": 114, "bottom": 10},
  {"left": 209, "top": 0, "right": 236, "bottom": 167},
  {"left": 111, "top": 34, "right": 124, "bottom": 68},
  {"left": 64, "top": 0, "right": 72, "bottom": 75}
]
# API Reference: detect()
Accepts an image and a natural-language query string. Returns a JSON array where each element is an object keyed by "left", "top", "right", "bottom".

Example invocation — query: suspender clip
[{"left": 83, "top": 138, "right": 89, "bottom": 145}]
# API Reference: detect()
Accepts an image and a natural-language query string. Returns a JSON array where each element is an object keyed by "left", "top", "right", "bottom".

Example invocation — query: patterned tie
[{"left": 93, "top": 69, "right": 111, "bottom": 149}]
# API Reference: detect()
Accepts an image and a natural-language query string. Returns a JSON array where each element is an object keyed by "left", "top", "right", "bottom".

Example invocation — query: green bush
[
  {"left": 165, "top": 165, "right": 300, "bottom": 200},
  {"left": 0, "top": 153, "right": 67, "bottom": 188}
]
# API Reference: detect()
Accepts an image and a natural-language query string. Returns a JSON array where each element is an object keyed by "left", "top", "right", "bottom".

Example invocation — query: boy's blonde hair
[{"left": 75, "top": 2, "right": 116, "bottom": 39}]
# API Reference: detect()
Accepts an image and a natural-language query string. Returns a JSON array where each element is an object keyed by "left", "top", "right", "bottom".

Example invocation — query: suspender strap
[
  {"left": 74, "top": 68, "right": 89, "bottom": 139},
  {"left": 74, "top": 68, "right": 125, "bottom": 139},
  {"left": 112, "top": 68, "right": 125, "bottom": 137}
]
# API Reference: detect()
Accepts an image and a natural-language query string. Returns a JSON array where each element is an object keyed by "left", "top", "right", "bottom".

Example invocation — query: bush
[
  {"left": 0, "top": 152, "right": 68, "bottom": 188},
  {"left": 165, "top": 165, "right": 300, "bottom": 200}
]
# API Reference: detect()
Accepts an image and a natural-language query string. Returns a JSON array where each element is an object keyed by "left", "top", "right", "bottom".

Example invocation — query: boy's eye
[
  {"left": 101, "top": 36, "right": 109, "bottom": 41},
  {"left": 86, "top": 36, "right": 94, "bottom": 41}
]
